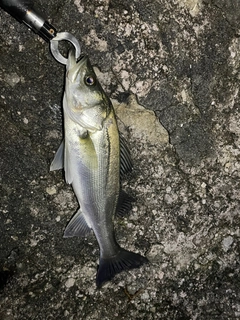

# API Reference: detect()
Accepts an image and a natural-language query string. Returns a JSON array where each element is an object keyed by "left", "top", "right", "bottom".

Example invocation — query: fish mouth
[
  {"left": 67, "top": 50, "right": 87, "bottom": 69},
  {"left": 66, "top": 50, "right": 88, "bottom": 81},
  {"left": 76, "top": 54, "right": 87, "bottom": 64}
]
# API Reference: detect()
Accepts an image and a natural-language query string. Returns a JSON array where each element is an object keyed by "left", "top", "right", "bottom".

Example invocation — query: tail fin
[{"left": 96, "top": 249, "right": 148, "bottom": 288}]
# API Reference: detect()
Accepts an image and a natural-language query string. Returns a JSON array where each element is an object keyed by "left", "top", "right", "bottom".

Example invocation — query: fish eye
[{"left": 85, "top": 75, "right": 95, "bottom": 86}]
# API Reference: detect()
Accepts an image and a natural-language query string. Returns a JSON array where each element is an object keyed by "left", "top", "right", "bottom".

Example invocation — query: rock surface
[{"left": 0, "top": 0, "right": 240, "bottom": 319}]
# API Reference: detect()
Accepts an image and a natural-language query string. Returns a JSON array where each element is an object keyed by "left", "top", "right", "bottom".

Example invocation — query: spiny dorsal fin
[{"left": 119, "top": 133, "right": 133, "bottom": 178}]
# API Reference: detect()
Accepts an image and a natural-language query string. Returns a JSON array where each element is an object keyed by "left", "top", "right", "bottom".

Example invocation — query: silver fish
[{"left": 50, "top": 51, "right": 148, "bottom": 287}]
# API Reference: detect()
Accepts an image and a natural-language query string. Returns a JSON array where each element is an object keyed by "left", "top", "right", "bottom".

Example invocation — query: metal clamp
[
  {"left": 50, "top": 32, "right": 81, "bottom": 65},
  {"left": 0, "top": 0, "right": 81, "bottom": 64}
]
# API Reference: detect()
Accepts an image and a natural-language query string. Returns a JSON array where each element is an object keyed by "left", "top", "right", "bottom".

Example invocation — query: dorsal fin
[
  {"left": 119, "top": 133, "right": 133, "bottom": 177},
  {"left": 116, "top": 190, "right": 135, "bottom": 217}
]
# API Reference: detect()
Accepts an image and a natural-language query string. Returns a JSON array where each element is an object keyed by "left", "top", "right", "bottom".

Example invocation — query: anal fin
[{"left": 64, "top": 208, "right": 91, "bottom": 238}]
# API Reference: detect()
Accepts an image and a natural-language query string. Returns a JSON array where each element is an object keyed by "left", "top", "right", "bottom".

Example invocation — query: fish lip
[
  {"left": 66, "top": 51, "right": 88, "bottom": 82},
  {"left": 67, "top": 50, "right": 88, "bottom": 70},
  {"left": 76, "top": 54, "right": 88, "bottom": 64}
]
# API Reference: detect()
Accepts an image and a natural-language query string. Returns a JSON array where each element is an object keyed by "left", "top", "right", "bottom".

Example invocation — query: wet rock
[{"left": 113, "top": 94, "right": 169, "bottom": 145}]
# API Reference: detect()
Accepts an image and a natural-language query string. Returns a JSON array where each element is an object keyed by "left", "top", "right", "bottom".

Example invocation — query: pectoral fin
[
  {"left": 50, "top": 140, "right": 64, "bottom": 171},
  {"left": 64, "top": 139, "right": 74, "bottom": 184},
  {"left": 64, "top": 208, "right": 91, "bottom": 238}
]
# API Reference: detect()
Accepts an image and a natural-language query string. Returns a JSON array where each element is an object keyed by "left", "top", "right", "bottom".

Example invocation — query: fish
[{"left": 50, "top": 50, "right": 148, "bottom": 288}]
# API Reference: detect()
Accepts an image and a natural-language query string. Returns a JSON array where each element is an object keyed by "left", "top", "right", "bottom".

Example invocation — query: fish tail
[{"left": 96, "top": 249, "right": 148, "bottom": 288}]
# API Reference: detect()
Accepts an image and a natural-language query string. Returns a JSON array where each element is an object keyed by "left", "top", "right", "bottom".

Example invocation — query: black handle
[
  {"left": 0, "top": 0, "right": 57, "bottom": 42},
  {"left": 0, "top": 0, "right": 32, "bottom": 20}
]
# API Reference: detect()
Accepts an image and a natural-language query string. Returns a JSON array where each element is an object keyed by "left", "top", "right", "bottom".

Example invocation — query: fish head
[{"left": 64, "top": 50, "right": 111, "bottom": 131}]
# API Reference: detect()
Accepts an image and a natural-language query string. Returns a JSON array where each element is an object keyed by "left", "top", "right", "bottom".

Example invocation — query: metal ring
[{"left": 50, "top": 32, "right": 81, "bottom": 65}]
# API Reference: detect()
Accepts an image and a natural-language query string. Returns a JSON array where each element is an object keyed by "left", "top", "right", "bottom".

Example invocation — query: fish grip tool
[{"left": 0, "top": 0, "right": 81, "bottom": 64}]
